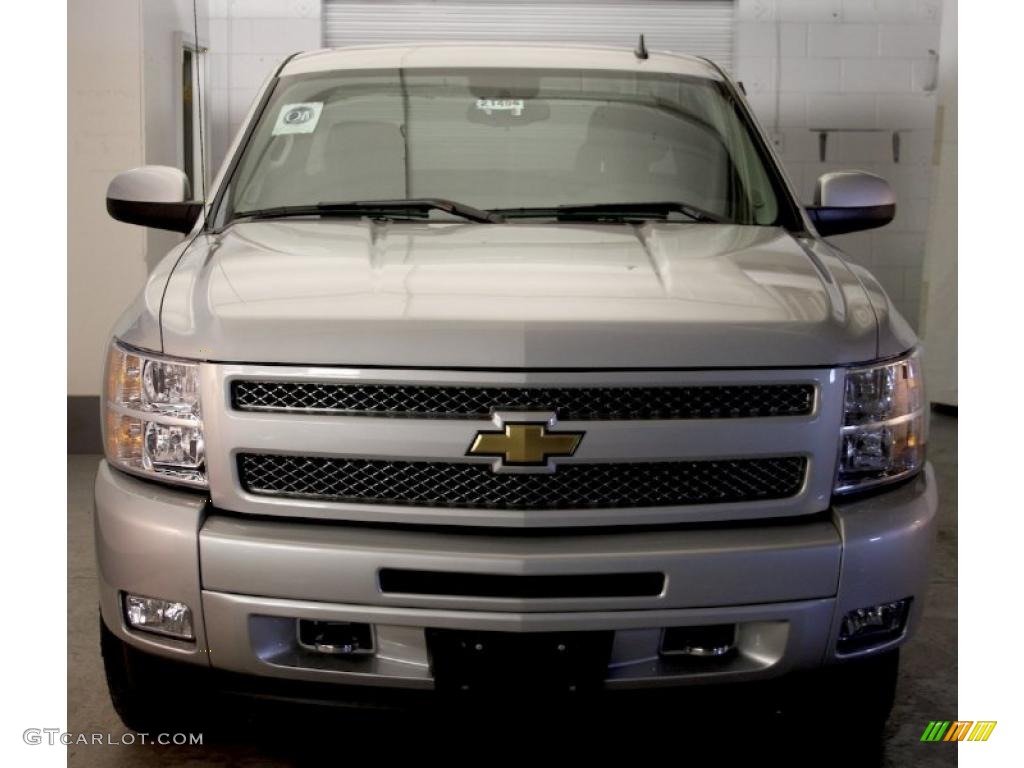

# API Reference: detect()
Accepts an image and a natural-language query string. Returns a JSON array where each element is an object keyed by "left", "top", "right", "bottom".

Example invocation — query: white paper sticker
[
  {"left": 475, "top": 98, "right": 525, "bottom": 116},
  {"left": 272, "top": 102, "right": 324, "bottom": 135}
]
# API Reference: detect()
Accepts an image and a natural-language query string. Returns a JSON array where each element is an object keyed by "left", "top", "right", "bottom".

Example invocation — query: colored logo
[
  {"left": 920, "top": 721, "right": 997, "bottom": 742},
  {"left": 468, "top": 422, "right": 583, "bottom": 468}
]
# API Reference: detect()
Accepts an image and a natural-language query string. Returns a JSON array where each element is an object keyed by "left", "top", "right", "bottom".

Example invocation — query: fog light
[
  {"left": 297, "top": 620, "right": 374, "bottom": 655},
  {"left": 661, "top": 624, "right": 737, "bottom": 657},
  {"left": 837, "top": 598, "right": 910, "bottom": 654},
  {"left": 124, "top": 594, "right": 194, "bottom": 640}
]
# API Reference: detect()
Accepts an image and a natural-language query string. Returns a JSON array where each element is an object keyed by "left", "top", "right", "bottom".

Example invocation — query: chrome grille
[
  {"left": 237, "top": 454, "right": 807, "bottom": 510},
  {"left": 231, "top": 381, "right": 815, "bottom": 420}
]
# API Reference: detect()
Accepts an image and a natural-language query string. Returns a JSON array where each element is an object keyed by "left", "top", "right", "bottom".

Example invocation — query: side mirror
[
  {"left": 807, "top": 171, "right": 896, "bottom": 237},
  {"left": 106, "top": 166, "right": 203, "bottom": 234}
]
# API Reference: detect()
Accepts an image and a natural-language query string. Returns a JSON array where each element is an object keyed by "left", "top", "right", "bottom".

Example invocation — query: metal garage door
[{"left": 322, "top": 1, "right": 735, "bottom": 71}]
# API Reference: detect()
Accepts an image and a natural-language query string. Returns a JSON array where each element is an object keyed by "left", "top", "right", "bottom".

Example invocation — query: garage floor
[{"left": 68, "top": 413, "right": 956, "bottom": 766}]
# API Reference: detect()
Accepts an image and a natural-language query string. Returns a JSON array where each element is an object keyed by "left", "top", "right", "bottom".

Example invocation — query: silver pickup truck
[{"left": 97, "top": 43, "right": 935, "bottom": 730}]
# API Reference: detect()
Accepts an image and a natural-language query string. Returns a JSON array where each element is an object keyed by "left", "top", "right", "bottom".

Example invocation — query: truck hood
[{"left": 157, "top": 220, "right": 881, "bottom": 368}]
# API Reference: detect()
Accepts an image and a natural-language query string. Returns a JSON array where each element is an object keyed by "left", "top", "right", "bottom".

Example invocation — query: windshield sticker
[
  {"left": 475, "top": 98, "right": 525, "bottom": 117},
  {"left": 272, "top": 102, "right": 324, "bottom": 135}
]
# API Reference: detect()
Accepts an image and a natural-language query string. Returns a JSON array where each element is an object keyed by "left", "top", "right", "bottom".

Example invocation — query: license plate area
[{"left": 426, "top": 629, "right": 614, "bottom": 693}]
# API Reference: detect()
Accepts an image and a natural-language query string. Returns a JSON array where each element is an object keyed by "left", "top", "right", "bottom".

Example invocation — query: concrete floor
[{"left": 68, "top": 413, "right": 956, "bottom": 766}]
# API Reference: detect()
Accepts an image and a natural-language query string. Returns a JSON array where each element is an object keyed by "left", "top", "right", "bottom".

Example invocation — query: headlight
[
  {"left": 834, "top": 351, "right": 926, "bottom": 494},
  {"left": 103, "top": 342, "right": 206, "bottom": 488}
]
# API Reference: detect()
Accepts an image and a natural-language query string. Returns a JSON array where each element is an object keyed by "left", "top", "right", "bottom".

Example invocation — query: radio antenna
[
  {"left": 634, "top": 33, "right": 649, "bottom": 60},
  {"left": 192, "top": 0, "right": 208, "bottom": 207}
]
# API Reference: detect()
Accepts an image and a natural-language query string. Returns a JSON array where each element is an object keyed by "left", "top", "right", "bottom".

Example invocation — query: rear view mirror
[
  {"left": 106, "top": 166, "right": 203, "bottom": 234},
  {"left": 807, "top": 171, "right": 896, "bottom": 237}
]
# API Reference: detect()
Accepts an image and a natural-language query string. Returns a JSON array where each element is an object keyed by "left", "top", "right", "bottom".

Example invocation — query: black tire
[{"left": 100, "top": 614, "right": 207, "bottom": 733}]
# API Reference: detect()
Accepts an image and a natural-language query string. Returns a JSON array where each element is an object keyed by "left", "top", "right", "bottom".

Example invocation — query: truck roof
[{"left": 281, "top": 42, "right": 725, "bottom": 80}]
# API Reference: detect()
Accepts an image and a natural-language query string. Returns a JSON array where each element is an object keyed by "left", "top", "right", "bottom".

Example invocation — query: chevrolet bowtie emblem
[{"left": 468, "top": 422, "right": 584, "bottom": 468}]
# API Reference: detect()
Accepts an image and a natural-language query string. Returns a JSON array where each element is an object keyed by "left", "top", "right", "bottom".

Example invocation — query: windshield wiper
[
  {"left": 494, "top": 201, "right": 728, "bottom": 224},
  {"left": 234, "top": 198, "right": 503, "bottom": 224}
]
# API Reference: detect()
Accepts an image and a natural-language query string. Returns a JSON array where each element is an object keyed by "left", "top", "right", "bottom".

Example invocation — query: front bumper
[{"left": 94, "top": 460, "right": 937, "bottom": 692}]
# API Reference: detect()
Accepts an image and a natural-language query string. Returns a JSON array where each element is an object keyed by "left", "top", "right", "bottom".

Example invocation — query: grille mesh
[
  {"left": 237, "top": 454, "right": 807, "bottom": 510},
  {"left": 231, "top": 381, "right": 815, "bottom": 420}
]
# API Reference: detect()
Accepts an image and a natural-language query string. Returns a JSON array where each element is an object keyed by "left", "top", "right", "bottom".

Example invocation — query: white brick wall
[
  {"left": 207, "top": 0, "right": 321, "bottom": 173},
  {"left": 807, "top": 23, "right": 877, "bottom": 57},
  {"left": 736, "top": 0, "right": 942, "bottom": 327}
]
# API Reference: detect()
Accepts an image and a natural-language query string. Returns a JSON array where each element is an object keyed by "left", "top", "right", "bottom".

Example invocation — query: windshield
[{"left": 217, "top": 67, "right": 785, "bottom": 226}]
